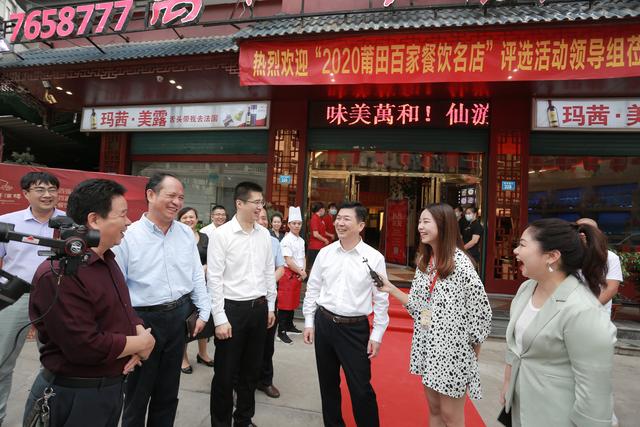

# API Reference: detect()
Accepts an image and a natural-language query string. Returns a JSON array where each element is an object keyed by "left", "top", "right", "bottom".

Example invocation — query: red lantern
[
  {"left": 400, "top": 152, "right": 410, "bottom": 168},
  {"left": 557, "top": 157, "right": 575, "bottom": 171},
  {"left": 582, "top": 157, "right": 599, "bottom": 172},
  {"left": 375, "top": 152, "right": 386, "bottom": 166},
  {"left": 421, "top": 153, "right": 433, "bottom": 171},
  {"left": 609, "top": 157, "right": 628, "bottom": 173},
  {"left": 529, "top": 157, "right": 544, "bottom": 172},
  {"left": 327, "top": 150, "right": 338, "bottom": 167},
  {"left": 351, "top": 151, "right": 361, "bottom": 165},
  {"left": 446, "top": 153, "right": 459, "bottom": 171}
]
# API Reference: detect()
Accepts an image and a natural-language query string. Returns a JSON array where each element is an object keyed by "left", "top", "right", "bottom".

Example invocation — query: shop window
[
  {"left": 311, "top": 150, "right": 482, "bottom": 175},
  {"left": 527, "top": 156, "right": 639, "bottom": 246},
  {"left": 132, "top": 161, "right": 267, "bottom": 221}
]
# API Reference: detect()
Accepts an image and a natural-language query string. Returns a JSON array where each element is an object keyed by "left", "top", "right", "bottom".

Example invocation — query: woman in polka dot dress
[{"left": 379, "top": 203, "right": 492, "bottom": 427}]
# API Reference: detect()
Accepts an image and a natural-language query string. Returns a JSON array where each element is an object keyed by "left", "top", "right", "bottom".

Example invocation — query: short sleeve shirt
[{"left": 308, "top": 213, "right": 327, "bottom": 250}]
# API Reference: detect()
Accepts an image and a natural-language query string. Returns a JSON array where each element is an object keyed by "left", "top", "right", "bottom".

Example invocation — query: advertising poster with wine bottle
[
  {"left": 81, "top": 101, "right": 270, "bottom": 131},
  {"left": 533, "top": 98, "right": 640, "bottom": 131}
]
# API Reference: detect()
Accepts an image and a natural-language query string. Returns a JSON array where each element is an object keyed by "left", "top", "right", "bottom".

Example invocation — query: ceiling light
[
  {"left": 55, "top": 86, "right": 63, "bottom": 90},
  {"left": 169, "top": 79, "right": 176, "bottom": 84},
  {"left": 176, "top": 85, "right": 183, "bottom": 89},
  {"left": 65, "top": 91, "right": 73, "bottom": 95},
  {"left": 507, "top": 76, "right": 513, "bottom": 80},
  {"left": 512, "top": 68, "right": 518, "bottom": 72}
]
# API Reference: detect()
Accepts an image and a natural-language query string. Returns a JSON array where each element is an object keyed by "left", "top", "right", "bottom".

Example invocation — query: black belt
[
  {"left": 318, "top": 306, "right": 368, "bottom": 324},
  {"left": 42, "top": 368, "right": 123, "bottom": 389},
  {"left": 224, "top": 296, "right": 267, "bottom": 308},
  {"left": 135, "top": 294, "right": 190, "bottom": 312}
]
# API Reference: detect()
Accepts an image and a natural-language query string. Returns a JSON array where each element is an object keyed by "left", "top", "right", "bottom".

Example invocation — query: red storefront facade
[{"left": 1, "top": 0, "right": 639, "bottom": 297}]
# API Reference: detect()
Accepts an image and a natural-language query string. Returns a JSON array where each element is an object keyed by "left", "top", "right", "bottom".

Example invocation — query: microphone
[{"left": 362, "top": 257, "right": 383, "bottom": 288}]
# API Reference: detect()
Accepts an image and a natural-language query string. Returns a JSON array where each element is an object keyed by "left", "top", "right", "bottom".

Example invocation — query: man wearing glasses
[
  {"left": 0, "top": 172, "right": 64, "bottom": 427},
  {"left": 207, "top": 182, "right": 277, "bottom": 427}
]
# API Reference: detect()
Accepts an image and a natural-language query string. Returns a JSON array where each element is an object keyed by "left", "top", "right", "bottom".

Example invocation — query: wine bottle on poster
[{"left": 546, "top": 100, "right": 559, "bottom": 128}]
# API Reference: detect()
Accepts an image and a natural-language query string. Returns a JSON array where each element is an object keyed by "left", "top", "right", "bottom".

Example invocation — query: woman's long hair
[
  {"left": 527, "top": 218, "right": 608, "bottom": 296},
  {"left": 417, "top": 203, "right": 466, "bottom": 278}
]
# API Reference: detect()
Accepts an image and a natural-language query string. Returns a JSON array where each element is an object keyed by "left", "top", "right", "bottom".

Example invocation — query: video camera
[{"left": 0, "top": 216, "right": 100, "bottom": 311}]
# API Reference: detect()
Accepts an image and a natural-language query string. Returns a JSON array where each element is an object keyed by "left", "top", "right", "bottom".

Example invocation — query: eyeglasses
[
  {"left": 243, "top": 199, "right": 265, "bottom": 207},
  {"left": 29, "top": 187, "right": 58, "bottom": 195}
]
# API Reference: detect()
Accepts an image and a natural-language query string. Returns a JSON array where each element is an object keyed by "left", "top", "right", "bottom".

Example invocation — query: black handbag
[
  {"left": 24, "top": 386, "right": 55, "bottom": 427},
  {"left": 185, "top": 304, "right": 215, "bottom": 342},
  {"left": 497, "top": 407, "right": 512, "bottom": 427}
]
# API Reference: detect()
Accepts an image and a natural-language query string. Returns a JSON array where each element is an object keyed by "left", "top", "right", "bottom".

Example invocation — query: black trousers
[
  {"left": 122, "top": 301, "right": 190, "bottom": 427},
  {"left": 307, "top": 249, "right": 321, "bottom": 270},
  {"left": 259, "top": 307, "right": 277, "bottom": 386},
  {"left": 314, "top": 310, "right": 379, "bottom": 427},
  {"left": 23, "top": 371, "right": 124, "bottom": 427},
  {"left": 211, "top": 300, "right": 268, "bottom": 427},
  {"left": 277, "top": 310, "right": 294, "bottom": 333}
]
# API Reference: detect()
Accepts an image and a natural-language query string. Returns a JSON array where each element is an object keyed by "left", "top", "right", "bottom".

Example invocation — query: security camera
[
  {"left": 156, "top": 75, "right": 164, "bottom": 83},
  {"left": 42, "top": 80, "right": 51, "bottom": 89}
]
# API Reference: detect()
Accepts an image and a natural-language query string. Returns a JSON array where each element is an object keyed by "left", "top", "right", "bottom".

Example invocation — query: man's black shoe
[{"left": 257, "top": 383, "right": 280, "bottom": 398}]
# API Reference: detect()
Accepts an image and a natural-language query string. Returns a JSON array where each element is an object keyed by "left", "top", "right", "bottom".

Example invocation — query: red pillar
[
  {"left": 485, "top": 97, "right": 530, "bottom": 295},
  {"left": 99, "top": 132, "right": 130, "bottom": 174}
]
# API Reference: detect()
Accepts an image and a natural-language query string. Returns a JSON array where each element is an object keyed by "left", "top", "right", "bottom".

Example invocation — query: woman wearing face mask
[
  {"left": 460, "top": 206, "right": 483, "bottom": 265},
  {"left": 323, "top": 202, "right": 337, "bottom": 242},
  {"left": 378, "top": 203, "right": 492, "bottom": 427},
  {"left": 501, "top": 218, "right": 616, "bottom": 426}
]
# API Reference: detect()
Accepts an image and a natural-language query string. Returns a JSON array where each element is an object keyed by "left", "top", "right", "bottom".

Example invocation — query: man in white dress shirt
[
  {"left": 303, "top": 201, "right": 389, "bottom": 427},
  {"left": 200, "top": 205, "right": 228, "bottom": 239},
  {"left": 207, "top": 182, "right": 276, "bottom": 427}
]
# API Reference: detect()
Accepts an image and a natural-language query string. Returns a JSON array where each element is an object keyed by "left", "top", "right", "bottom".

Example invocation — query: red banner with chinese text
[
  {"left": 384, "top": 198, "right": 408, "bottom": 265},
  {"left": 0, "top": 164, "right": 148, "bottom": 218},
  {"left": 239, "top": 23, "right": 640, "bottom": 85}
]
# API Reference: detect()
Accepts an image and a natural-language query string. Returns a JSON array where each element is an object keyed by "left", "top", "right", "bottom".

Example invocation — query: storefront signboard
[
  {"left": 309, "top": 101, "right": 489, "bottom": 128},
  {"left": 240, "top": 23, "right": 640, "bottom": 85},
  {"left": 7, "top": 0, "right": 204, "bottom": 43},
  {"left": 81, "top": 102, "right": 270, "bottom": 132},
  {"left": 384, "top": 198, "right": 408, "bottom": 265},
  {"left": 533, "top": 98, "right": 640, "bottom": 131}
]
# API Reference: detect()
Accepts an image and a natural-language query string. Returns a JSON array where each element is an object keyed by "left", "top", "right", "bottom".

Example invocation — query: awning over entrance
[{"left": 0, "top": 115, "right": 73, "bottom": 146}]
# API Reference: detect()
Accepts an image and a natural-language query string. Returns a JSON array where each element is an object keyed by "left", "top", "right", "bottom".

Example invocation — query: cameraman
[
  {"left": 0, "top": 171, "right": 64, "bottom": 427},
  {"left": 24, "top": 179, "right": 155, "bottom": 427}
]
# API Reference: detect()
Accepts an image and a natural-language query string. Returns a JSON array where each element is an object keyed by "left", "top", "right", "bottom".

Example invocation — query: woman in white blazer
[{"left": 501, "top": 218, "right": 616, "bottom": 427}]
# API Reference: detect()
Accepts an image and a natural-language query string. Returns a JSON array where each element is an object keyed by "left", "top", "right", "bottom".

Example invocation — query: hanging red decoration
[
  {"left": 529, "top": 156, "right": 544, "bottom": 172},
  {"left": 557, "top": 157, "right": 575, "bottom": 171},
  {"left": 582, "top": 157, "right": 599, "bottom": 172},
  {"left": 609, "top": 157, "right": 628, "bottom": 173},
  {"left": 327, "top": 150, "right": 338, "bottom": 167},
  {"left": 351, "top": 151, "right": 361, "bottom": 165},
  {"left": 400, "top": 152, "right": 410, "bottom": 168},
  {"left": 375, "top": 152, "right": 386, "bottom": 166},
  {"left": 421, "top": 153, "right": 433, "bottom": 171},
  {"left": 446, "top": 153, "right": 459, "bottom": 171},
  {"left": 631, "top": 157, "right": 640, "bottom": 166}
]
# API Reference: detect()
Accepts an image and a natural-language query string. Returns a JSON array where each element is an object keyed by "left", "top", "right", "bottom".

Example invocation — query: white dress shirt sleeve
[
  {"left": 303, "top": 248, "right": 326, "bottom": 329},
  {"left": 190, "top": 238, "right": 211, "bottom": 322},
  {"left": 370, "top": 254, "right": 390, "bottom": 343},
  {"left": 112, "top": 238, "right": 129, "bottom": 280},
  {"left": 207, "top": 229, "right": 228, "bottom": 326},
  {"left": 263, "top": 232, "right": 277, "bottom": 312}
]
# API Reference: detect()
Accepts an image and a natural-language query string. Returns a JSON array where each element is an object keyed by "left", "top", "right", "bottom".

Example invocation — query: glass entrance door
[{"left": 307, "top": 150, "right": 485, "bottom": 276}]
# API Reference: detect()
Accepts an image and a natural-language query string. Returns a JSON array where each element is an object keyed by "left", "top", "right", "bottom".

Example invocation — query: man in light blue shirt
[
  {"left": 114, "top": 172, "right": 211, "bottom": 427},
  {"left": 0, "top": 171, "right": 63, "bottom": 427}
]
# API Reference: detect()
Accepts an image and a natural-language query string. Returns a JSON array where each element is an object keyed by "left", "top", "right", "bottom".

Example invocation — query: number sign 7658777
[{"left": 9, "top": 0, "right": 134, "bottom": 42}]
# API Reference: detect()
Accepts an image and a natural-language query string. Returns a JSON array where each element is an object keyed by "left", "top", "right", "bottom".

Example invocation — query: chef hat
[{"left": 288, "top": 206, "right": 302, "bottom": 223}]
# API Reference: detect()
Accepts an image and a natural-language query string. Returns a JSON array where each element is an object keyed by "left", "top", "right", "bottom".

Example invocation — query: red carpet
[{"left": 339, "top": 295, "right": 486, "bottom": 426}]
